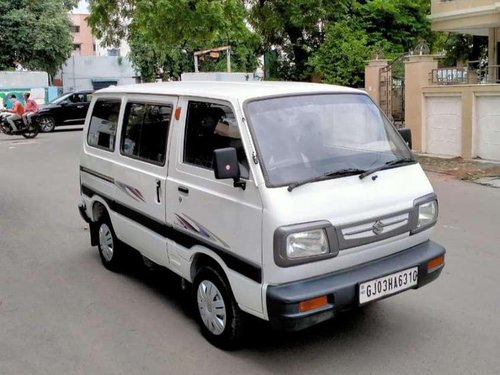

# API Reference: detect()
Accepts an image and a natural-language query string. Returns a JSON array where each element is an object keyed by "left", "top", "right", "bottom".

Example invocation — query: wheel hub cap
[
  {"left": 99, "top": 223, "right": 114, "bottom": 261},
  {"left": 197, "top": 280, "right": 226, "bottom": 335}
]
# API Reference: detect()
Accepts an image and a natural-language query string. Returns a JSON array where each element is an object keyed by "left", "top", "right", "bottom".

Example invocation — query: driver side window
[{"left": 183, "top": 101, "right": 249, "bottom": 179}]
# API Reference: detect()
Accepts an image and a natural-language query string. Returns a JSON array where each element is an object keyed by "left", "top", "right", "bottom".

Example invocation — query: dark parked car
[{"left": 38, "top": 90, "right": 93, "bottom": 132}]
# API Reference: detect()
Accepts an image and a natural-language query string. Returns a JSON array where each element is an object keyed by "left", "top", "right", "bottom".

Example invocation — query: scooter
[{"left": 0, "top": 112, "right": 40, "bottom": 139}]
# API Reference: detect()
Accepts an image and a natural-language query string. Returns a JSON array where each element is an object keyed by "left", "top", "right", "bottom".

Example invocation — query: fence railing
[{"left": 430, "top": 65, "right": 500, "bottom": 85}]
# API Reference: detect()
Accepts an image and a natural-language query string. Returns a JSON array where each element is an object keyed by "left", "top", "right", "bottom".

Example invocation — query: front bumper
[{"left": 266, "top": 240, "right": 445, "bottom": 331}]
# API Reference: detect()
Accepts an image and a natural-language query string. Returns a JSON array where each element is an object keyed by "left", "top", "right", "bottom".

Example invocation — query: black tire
[
  {"left": 38, "top": 116, "right": 56, "bottom": 132},
  {"left": 96, "top": 216, "right": 125, "bottom": 272},
  {"left": 22, "top": 122, "right": 39, "bottom": 139},
  {"left": 193, "top": 266, "right": 244, "bottom": 349}
]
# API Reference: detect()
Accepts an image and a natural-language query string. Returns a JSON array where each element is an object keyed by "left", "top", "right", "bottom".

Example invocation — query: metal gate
[{"left": 379, "top": 53, "right": 407, "bottom": 127}]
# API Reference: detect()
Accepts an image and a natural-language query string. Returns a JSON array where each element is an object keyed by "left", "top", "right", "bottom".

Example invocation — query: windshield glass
[
  {"left": 50, "top": 93, "right": 72, "bottom": 104},
  {"left": 245, "top": 94, "right": 413, "bottom": 187}
]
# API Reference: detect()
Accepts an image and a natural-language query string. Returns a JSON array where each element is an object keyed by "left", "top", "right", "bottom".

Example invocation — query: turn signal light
[
  {"left": 298, "top": 295, "right": 328, "bottom": 313},
  {"left": 427, "top": 256, "right": 444, "bottom": 271},
  {"left": 175, "top": 107, "right": 182, "bottom": 120}
]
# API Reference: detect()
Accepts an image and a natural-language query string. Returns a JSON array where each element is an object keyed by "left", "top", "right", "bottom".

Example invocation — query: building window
[
  {"left": 73, "top": 44, "right": 81, "bottom": 52},
  {"left": 71, "top": 25, "right": 80, "bottom": 33},
  {"left": 107, "top": 48, "right": 120, "bottom": 57}
]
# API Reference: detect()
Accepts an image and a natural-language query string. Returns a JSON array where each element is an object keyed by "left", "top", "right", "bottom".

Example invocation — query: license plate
[{"left": 359, "top": 267, "right": 418, "bottom": 304}]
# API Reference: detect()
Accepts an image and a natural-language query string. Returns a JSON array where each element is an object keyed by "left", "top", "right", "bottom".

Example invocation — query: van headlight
[
  {"left": 287, "top": 229, "right": 329, "bottom": 258},
  {"left": 411, "top": 194, "right": 438, "bottom": 234},
  {"left": 274, "top": 221, "right": 339, "bottom": 267}
]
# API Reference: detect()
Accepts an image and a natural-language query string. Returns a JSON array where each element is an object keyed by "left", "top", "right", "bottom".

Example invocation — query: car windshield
[
  {"left": 245, "top": 93, "right": 413, "bottom": 187},
  {"left": 50, "top": 92, "right": 88, "bottom": 104},
  {"left": 50, "top": 93, "right": 72, "bottom": 104}
]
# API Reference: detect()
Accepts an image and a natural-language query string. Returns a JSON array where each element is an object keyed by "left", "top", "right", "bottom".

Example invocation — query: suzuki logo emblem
[{"left": 372, "top": 220, "right": 384, "bottom": 235}]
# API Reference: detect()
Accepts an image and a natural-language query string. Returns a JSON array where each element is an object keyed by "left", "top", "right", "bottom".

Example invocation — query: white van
[{"left": 78, "top": 81, "right": 445, "bottom": 348}]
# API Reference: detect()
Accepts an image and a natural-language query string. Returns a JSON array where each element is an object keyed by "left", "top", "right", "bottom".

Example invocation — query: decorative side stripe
[
  {"left": 81, "top": 185, "right": 262, "bottom": 283},
  {"left": 80, "top": 166, "right": 114, "bottom": 183},
  {"left": 115, "top": 181, "right": 146, "bottom": 202}
]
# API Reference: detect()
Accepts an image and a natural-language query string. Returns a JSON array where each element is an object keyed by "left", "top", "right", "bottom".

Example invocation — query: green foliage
[
  {"left": 0, "top": 0, "right": 74, "bottom": 76},
  {"left": 88, "top": 0, "right": 260, "bottom": 81},
  {"left": 247, "top": 0, "right": 349, "bottom": 81},
  {"left": 308, "top": 21, "right": 369, "bottom": 87},
  {"left": 355, "top": 0, "right": 432, "bottom": 57},
  {"left": 247, "top": 0, "right": 433, "bottom": 82}
]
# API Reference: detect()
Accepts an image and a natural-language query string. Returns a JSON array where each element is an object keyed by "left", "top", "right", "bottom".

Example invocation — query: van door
[
  {"left": 165, "top": 98, "right": 263, "bottom": 310},
  {"left": 112, "top": 95, "right": 177, "bottom": 265}
]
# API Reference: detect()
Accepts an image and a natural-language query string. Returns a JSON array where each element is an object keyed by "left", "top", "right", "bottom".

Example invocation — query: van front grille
[{"left": 337, "top": 211, "right": 411, "bottom": 250}]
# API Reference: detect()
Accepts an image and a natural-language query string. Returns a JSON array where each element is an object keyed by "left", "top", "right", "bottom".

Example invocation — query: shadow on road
[
  {"left": 104, "top": 249, "right": 380, "bottom": 354},
  {"left": 53, "top": 127, "right": 83, "bottom": 133}
]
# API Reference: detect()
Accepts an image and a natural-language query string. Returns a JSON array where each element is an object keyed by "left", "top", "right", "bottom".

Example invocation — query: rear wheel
[
  {"left": 22, "top": 122, "right": 39, "bottom": 138},
  {"left": 39, "top": 116, "right": 56, "bottom": 132},
  {"left": 97, "top": 216, "right": 125, "bottom": 271},
  {"left": 193, "top": 266, "right": 244, "bottom": 349}
]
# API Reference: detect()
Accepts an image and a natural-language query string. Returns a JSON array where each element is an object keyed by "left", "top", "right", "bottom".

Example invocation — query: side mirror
[
  {"left": 398, "top": 128, "right": 412, "bottom": 149},
  {"left": 213, "top": 148, "right": 246, "bottom": 190},
  {"left": 60, "top": 100, "right": 69, "bottom": 106}
]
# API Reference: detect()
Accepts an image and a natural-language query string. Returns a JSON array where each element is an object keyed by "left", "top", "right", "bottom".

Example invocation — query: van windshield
[{"left": 245, "top": 94, "right": 413, "bottom": 187}]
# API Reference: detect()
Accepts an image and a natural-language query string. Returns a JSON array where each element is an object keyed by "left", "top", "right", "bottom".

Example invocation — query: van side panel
[{"left": 165, "top": 96, "right": 264, "bottom": 315}]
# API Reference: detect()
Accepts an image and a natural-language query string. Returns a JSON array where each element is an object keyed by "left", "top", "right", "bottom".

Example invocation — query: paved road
[{"left": 1, "top": 131, "right": 499, "bottom": 375}]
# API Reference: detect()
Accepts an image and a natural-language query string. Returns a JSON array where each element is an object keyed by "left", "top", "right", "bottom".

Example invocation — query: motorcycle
[{"left": 0, "top": 112, "right": 40, "bottom": 139}]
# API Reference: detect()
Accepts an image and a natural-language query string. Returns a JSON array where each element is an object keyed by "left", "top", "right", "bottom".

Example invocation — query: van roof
[{"left": 95, "top": 81, "right": 364, "bottom": 102}]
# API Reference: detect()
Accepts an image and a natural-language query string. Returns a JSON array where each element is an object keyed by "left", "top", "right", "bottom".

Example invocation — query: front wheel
[
  {"left": 38, "top": 116, "right": 56, "bottom": 132},
  {"left": 97, "top": 217, "right": 125, "bottom": 271},
  {"left": 0, "top": 120, "right": 11, "bottom": 134},
  {"left": 193, "top": 266, "right": 244, "bottom": 349}
]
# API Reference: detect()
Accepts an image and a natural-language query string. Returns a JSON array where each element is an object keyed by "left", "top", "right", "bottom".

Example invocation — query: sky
[{"left": 74, "top": 0, "right": 89, "bottom": 13}]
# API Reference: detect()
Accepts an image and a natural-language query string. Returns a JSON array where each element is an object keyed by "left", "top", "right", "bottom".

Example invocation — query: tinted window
[
  {"left": 121, "top": 103, "right": 172, "bottom": 165},
  {"left": 87, "top": 99, "right": 121, "bottom": 151},
  {"left": 183, "top": 101, "right": 249, "bottom": 178}
]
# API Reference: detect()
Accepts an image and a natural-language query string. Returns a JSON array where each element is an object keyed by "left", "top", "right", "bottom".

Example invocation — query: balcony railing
[{"left": 430, "top": 66, "right": 500, "bottom": 85}]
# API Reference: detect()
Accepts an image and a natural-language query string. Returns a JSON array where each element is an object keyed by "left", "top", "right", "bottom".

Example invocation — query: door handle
[
  {"left": 156, "top": 180, "right": 161, "bottom": 203},
  {"left": 178, "top": 186, "right": 189, "bottom": 195},
  {"left": 77, "top": 105, "right": 84, "bottom": 108}
]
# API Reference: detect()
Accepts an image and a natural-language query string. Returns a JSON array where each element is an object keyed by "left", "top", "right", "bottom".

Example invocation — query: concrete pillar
[
  {"left": 461, "top": 88, "right": 473, "bottom": 159},
  {"left": 404, "top": 55, "right": 439, "bottom": 152},
  {"left": 365, "top": 59, "right": 389, "bottom": 106},
  {"left": 488, "top": 28, "right": 496, "bottom": 83}
]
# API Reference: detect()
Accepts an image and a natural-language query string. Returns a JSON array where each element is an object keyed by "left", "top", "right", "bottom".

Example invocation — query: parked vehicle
[
  {"left": 0, "top": 112, "right": 40, "bottom": 138},
  {"left": 78, "top": 82, "right": 445, "bottom": 349},
  {"left": 38, "top": 90, "right": 93, "bottom": 132}
]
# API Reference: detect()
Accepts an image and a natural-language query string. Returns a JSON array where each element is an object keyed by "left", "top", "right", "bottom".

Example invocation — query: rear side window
[
  {"left": 121, "top": 102, "right": 173, "bottom": 165},
  {"left": 87, "top": 99, "right": 121, "bottom": 151},
  {"left": 183, "top": 101, "right": 249, "bottom": 178}
]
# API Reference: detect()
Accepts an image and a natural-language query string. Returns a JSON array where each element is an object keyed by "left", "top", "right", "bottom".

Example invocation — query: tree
[
  {"left": 354, "top": 0, "right": 433, "bottom": 57},
  {"left": 247, "top": 0, "right": 350, "bottom": 81},
  {"left": 248, "top": 0, "right": 435, "bottom": 82},
  {"left": 87, "top": 0, "right": 260, "bottom": 81},
  {"left": 308, "top": 21, "right": 369, "bottom": 87},
  {"left": 0, "top": 0, "right": 77, "bottom": 76}
]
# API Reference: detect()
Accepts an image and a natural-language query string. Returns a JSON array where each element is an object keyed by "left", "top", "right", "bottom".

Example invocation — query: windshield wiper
[
  {"left": 359, "top": 157, "right": 416, "bottom": 180},
  {"left": 287, "top": 168, "right": 366, "bottom": 192}
]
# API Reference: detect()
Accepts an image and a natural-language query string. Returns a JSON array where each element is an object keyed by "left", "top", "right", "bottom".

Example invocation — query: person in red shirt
[
  {"left": 22, "top": 92, "right": 39, "bottom": 125},
  {"left": 4, "top": 94, "right": 24, "bottom": 132}
]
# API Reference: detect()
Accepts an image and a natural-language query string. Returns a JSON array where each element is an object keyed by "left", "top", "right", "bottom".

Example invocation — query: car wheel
[
  {"left": 193, "top": 266, "right": 244, "bottom": 349},
  {"left": 39, "top": 116, "right": 56, "bottom": 132},
  {"left": 97, "top": 216, "right": 124, "bottom": 272}
]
